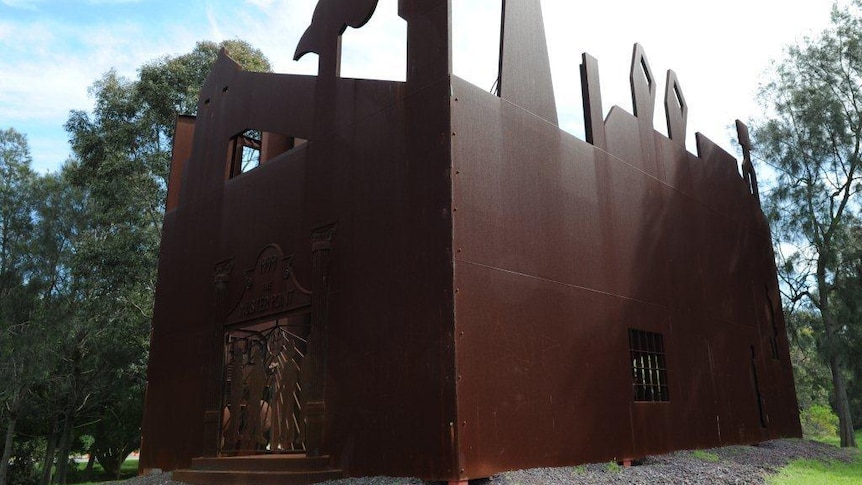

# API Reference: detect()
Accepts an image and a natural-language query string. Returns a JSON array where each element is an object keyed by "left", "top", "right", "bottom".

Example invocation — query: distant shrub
[{"left": 801, "top": 404, "right": 839, "bottom": 439}]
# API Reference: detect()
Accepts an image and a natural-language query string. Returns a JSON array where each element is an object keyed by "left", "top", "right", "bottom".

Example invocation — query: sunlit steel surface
[{"left": 140, "top": 0, "right": 802, "bottom": 483}]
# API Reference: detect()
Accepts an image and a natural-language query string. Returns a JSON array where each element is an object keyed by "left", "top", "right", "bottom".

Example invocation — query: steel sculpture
[
  {"left": 294, "top": 0, "right": 379, "bottom": 77},
  {"left": 140, "top": 1, "right": 801, "bottom": 485}
]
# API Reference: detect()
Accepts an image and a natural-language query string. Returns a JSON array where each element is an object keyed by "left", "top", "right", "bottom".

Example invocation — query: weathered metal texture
[
  {"left": 498, "top": 0, "right": 557, "bottom": 125},
  {"left": 141, "top": 1, "right": 800, "bottom": 483},
  {"left": 141, "top": 0, "right": 456, "bottom": 479},
  {"left": 450, "top": 45, "right": 800, "bottom": 478}
]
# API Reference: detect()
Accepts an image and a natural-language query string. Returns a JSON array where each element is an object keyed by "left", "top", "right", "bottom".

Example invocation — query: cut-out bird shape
[{"left": 294, "top": 0, "right": 380, "bottom": 62}]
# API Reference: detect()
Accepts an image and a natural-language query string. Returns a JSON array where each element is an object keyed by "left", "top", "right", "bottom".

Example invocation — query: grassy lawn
[
  {"left": 769, "top": 430, "right": 862, "bottom": 485},
  {"left": 768, "top": 453, "right": 862, "bottom": 485},
  {"left": 72, "top": 458, "right": 138, "bottom": 485},
  {"left": 809, "top": 429, "right": 862, "bottom": 448}
]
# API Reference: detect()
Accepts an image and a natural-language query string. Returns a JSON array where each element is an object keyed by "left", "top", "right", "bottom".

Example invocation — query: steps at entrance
[
  {"left": 173, "top": 455, "right": 343, "bottom": 485},
  {"left": 190, "top": 455, "right": 333, "bottom": 472}
]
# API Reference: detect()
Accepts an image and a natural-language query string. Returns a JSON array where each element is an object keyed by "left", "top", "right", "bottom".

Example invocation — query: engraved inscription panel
[{"left": 225, "top": 244, "right": 311, "bottom": 326}]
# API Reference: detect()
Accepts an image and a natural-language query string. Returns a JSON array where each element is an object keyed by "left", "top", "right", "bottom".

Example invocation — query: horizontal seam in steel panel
[
  {"left": 454, "top": 258, "right": 770, "bottom": 331},
  {"left": 455, "top": 257, "right": 662, "bottom": 308}
]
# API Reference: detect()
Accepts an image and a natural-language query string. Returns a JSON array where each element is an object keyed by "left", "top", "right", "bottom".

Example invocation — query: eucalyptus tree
[
  {"left": 55, "top": 40, "right": 271, "bottom": 481},
  {"left": 755, "top": 0, "right": 862, "bottom": 447},
  {"left": 0, "top": 128, "right": 40, "bottom": 485}
]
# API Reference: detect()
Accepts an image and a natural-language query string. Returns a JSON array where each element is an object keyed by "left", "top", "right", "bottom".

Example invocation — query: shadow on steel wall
[{"left": 140, "top": 1, "right": 801, "bottom": 483}]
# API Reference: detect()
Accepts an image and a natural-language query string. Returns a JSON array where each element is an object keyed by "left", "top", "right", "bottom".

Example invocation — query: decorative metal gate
[{"left": 221, "top": 314, "right": 311, "bottom": 454}]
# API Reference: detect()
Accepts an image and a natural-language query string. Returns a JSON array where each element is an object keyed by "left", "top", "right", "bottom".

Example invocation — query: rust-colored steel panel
[
  {"left": 141, "top": 1, "right": 800, "bottom": 483},
  {"left": 166, "top": 115, "right": 195, "bottom": 212},
  {"left": 450, "top": 55, "right": 799, "bottom": 479},
  {"left": 498, "top": 0, "right": 557, "bottom": 125}
]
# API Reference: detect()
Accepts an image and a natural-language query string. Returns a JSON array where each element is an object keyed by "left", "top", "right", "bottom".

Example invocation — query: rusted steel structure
[{"left": 140, "top": 1, "right": 801, "bottom": 483}]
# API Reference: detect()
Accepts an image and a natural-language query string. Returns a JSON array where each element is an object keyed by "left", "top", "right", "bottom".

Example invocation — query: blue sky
[{"left": 0, "top": 0, "right": 836, "bottom": 173}]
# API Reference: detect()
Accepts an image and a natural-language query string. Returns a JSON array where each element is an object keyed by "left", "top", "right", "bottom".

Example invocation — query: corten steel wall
[
  {"left": 450, "top": 71, "right": 801, "bottom": 478},
  {"left": 141, "top": 1, "right": 459, "bottom": 477},
  {"left": 141, "top": 0, "right": 800, "bottom": 482}
]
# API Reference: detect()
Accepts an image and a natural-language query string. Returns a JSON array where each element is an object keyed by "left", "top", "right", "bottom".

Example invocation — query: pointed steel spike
[
  {"left": 581, "top": 52, "right": 606, "bottom": 149},
  {"left": 499, "top": 0, "right": 558, "bottom": 125},
  {"left": 630, "top": 43, "right": 656, "bottom": 123},
  {"left": 664, "top": 70, "right": 687, "bottom": 144}
]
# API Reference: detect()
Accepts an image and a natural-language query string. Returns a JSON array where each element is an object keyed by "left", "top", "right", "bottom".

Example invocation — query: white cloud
[
  {"left": 245, "top": 0, "right": 275, "bottom": 9},
  {"left": 86, "top": 0, "right": 143, "bottom": 4},
  {"left": 0, "top": 11, "right": 206, "bottom": 172},
  {"left": 0, "top": 0, "right": 44, "bottom": 9},
  {"left": 0, "top": 0, "right": 838, "bottom": 173}
]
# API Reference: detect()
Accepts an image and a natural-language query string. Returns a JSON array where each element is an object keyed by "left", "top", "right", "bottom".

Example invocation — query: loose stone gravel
[{"left": 122, "top": 439, "right": 857, "bottom": 485}]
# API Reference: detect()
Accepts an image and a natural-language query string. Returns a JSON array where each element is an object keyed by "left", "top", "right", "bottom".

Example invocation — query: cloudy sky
[{"left": 0, "top": 0, "right": 836, "bottom": 173}]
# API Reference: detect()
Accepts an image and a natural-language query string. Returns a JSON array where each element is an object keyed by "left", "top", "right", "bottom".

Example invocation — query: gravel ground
[{"left": 125, "top": 439, "right": 857, "bottom": 485}]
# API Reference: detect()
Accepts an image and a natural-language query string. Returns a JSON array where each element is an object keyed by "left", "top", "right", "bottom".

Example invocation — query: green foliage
[
  {"left": 801, "top": 405, "right": 840, "bottom": 439},
  {"left": 812, "top": 429, "right": 862, "bottom": 448},
  {"left": 768, "top": 453, "right": 862, "bottom": 485},
  {"left": 53, "top": 38, "right": 270, "bottom": 484},
  {"left": 4, "top": 437, "right": 42, "bottom": 485},
  {"left": 0, "top": 38, "right": 270, "bottom": 485},
  {"left": 137, "top": 39, "right": 270, "bottom": 132},
  {"left": 754, "top": 0, "right": 862, "bottom": 447}
]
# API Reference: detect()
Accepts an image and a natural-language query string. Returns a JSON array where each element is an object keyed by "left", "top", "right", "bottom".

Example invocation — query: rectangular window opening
[
  {"left": 227, "top": 129, "right": 305, "bottom": 179},
  {"left": 629, "top": 329, "right": 670, "bottom": 402}
]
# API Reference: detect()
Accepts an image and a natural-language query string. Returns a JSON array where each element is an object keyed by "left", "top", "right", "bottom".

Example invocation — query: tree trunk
[
  {"left": 818, "top": 269, "right": 857, "bottom": 448},
  {"left": 828, "top": 352, "right": 857, "bottom": 447},
  {"left": 83, "top": 448, "right": 96, "bottom": 481},
  {"left": 53, "top": 411, "right": 73, "bottom": 485},
  {"left": 40, "top": 427, "right": 58, "bottom": 485},
  {"left": 0, "top": 398, "right": 19, "bottom": 485}
]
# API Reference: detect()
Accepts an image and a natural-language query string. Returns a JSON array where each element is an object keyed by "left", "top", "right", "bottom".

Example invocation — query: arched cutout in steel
[
  {"left": 498, "top": 0, "right": 558, "bottom": 125},
  {"left": 664, "top": 70, "right": 687, "bottom": 145},
  {"left": 630, "top": 43, "right": 656, "bottom": 125},
  {"left": 294, "top": 0, "right": 380, "bottom": 77}
]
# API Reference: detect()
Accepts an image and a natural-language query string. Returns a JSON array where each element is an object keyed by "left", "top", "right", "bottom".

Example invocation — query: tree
[
  {"left": 754, "top": 0, "right": 862, "bottom": 447},
  {"left": 0, "top": 128, "right": 39, "bottom": 485},
  {"left": 55, "top": 40, "right": 271, "bottom": 481}
]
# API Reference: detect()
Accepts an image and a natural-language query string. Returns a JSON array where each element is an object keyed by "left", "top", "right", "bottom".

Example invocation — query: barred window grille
[{"left": 629, "top": 329, "right": 670, "bottom": 402}]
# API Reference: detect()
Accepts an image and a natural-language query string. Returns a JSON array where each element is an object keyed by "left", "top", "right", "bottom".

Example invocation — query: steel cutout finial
[{"left": 294, "top": 0, "right": 380, "bottom": 77}]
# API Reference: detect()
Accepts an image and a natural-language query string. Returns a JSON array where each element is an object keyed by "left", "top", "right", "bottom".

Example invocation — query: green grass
[
  {"left": 809, "top": 430, "right": 862, "bottom": 448},
  {"left": 692, "top": 450, "right": 720, "bottom": 463},
  {"left": 72, "top": 458, "right": 139, "bottom": 485},
  {"left": 768, "top": 453, "right": 862, "bottom": 485}
]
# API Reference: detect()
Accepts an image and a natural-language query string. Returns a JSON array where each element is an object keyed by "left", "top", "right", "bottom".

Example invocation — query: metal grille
[
  {"left": 629, "top": 329, "right": 670, "bottom": 402},
  {"left": 221, "top": 315, "right": 310, "bottom": 454}
]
